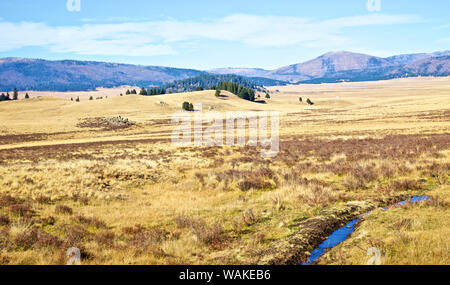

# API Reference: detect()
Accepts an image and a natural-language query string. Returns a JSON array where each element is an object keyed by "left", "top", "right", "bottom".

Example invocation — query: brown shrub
[
  {"left": 34, "top": 231, "right": 63, "bottom": 249},
  {"left": 389, "top": 179, "right": 422, "bottom": 191},
  {"left": 0, "top": 214, "right": 10, "bottom": 226},
  {"left": 237, "top": 178, "right": 272, "bottom": 191},
  {"left": 0, "top": 195, "right": 23, "bottom": 207},
  {"left": 40, "top": 216, "right": 56, "bottom": 226},
  {"left": 379, "top": 163, "right": 396, "bottom": 179},
  {"left": 254, "top": 167, "right": 275, "bottom": 179},
  {"left": 73, "top": 215, "right": 107, "bottom": 229},
  {"left": 95, "top": 231, "right": 115, "bottom": 246},
  {"left": 121, "top": 224, "right": 145, "bottom": 235},
  {"left": 342, "top": 176, "right": 366, "bottom": 190},
  {"left": 35, "top": 195, "right": 52, "bottom": 204},
  {"left": 298, "top": 184, "right": 339, "bottom": 206},
  {"left": 351, "top": 163, "right": 378, "bottom": 183},
  {"left": 8, "top": 204, "right": 34, "bottom": 217},
  {"left": 63, "top": 225, "right": 92, "bottom": 244},
  {"left": 55, "top": 205, "right": 73, "bottom": 215},
  {"left": 127, "top": 227, "right": 169, "bottom": 248},
  {"left": 174, "top": 215, "right": 201, "bottom": 229},
  {"left": 242, "top": 209, "right": 258, "bottom": 226},
  {"left": 14, "top": 228, "right": 39, "bottom": 249},
  {"left": 193, "top": 222, "right": 227, "bottom": 248}
]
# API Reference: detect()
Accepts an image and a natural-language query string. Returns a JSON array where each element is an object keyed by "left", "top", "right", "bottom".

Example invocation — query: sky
[{"left": 0, "top": 0, "right": 449, "bottom": 70}]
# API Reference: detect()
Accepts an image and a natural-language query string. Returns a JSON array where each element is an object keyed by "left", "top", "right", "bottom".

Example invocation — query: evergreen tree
[
  {"left": 75, "top": 96, "right": 80, "bottom": 102},
  {"left": 215, "top": 89, "right": 221, "bottom": 97},
  {"left": 299, "top": 97, "right": 302, "bottom": 102},
  {"left": 131, "top": 89, "right": 137, "bottom": 94},
  {"left": 189, "top": 103, "right": 194, "bottom": 111},
  {"left": 5, "top": 92, "right": 11, "bottom": 100},
  {"left": 89, "top": 96, "right": 93, "bottom": 100},
  {"left": 139, "top": 87, "right": 148, "bottom": 96},
  {"left": 306, "top": 98, "right": 314, "bottom": 105},
  {"left": 265, "top": 93, "right": 270, "bottom": 99},
  {"left": 0, "top": 93, "right": 5, "bottom": 101},
  {"left": 126, "top": 90, "right": 131, "bottom": 95},
  {"left": 182, "top": 102, "right": 190, "bottom": 111},
  {"left": 13, "top": 88, "right": 18, "bottom": 100},
  {"left": 25, "top": 93, "right": 30, "bottom": 99}
]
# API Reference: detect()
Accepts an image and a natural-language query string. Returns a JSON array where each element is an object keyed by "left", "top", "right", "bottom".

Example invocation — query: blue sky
[{"left": 0, "top": 0, "right": 449, "bottom": 69}]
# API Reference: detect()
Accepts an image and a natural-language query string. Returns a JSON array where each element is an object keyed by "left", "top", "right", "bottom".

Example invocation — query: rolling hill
[
  {"left": 0, "top": 58, "right": 205, "bottom": 91},
  {"left": 1, "top": 50, "right": 450, "bottom": 92},
  {"left": 209, "top": 51, "right": 450, "bottom": 83}
]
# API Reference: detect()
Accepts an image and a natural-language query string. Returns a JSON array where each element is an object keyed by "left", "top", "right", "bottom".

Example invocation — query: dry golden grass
[{"left": 0, "top": 76, "right": 449, "bottom": 265}]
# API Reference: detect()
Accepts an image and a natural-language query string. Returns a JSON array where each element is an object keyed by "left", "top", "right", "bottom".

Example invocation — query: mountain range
[
  {"left": 210, "top": 51, "right": 450, "bottom": 83},
  {"left": 1, "top": 51, "right": 449, "bottom": 91}
]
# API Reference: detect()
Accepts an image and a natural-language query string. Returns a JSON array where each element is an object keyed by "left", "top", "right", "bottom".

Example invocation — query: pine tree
[
  {"left": 0, "top": 93, "right": 5, "bottom": 101},
  {"left": 25, "top": 93, "right": 30, "bottom": 99},
  {"left": 75, "top": 97, "right": 80, "bottom": 102},
  {"left": 89, "top": 96, "right": 93, "bottom": 100},
  {"left": 299, "top": 97, "right": 302, "bottom": 102},
  {"left": 131, "top": 89, "right": 137, "bottom": 94},
  {"left": 13, "top": 88, "right": 18, "bottom": 100},
  {"left": 306, "top": 98, "right": 314, "bottom": 105},
  {"left": 5, "top": 92, "right": 11, "bottom": 100},
  {"left": 126, "top": 90, "right": 131, "bottom": 95},
  {"left": 139, "top": 87, "right": 148, "bottom": 96},
  {"left": 215, "top": 89, "right": 221, "bottom": 97},
  {"left": 189, "top": 103, "right": 194, "bottom": 111},
  {"left": 265, "top": 93, "right": 270, "bottom": 99}
]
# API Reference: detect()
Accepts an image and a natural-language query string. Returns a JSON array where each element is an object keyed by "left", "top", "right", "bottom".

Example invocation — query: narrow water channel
[{"left": 301, "top": 196, "right": 430, "bottom": 265}]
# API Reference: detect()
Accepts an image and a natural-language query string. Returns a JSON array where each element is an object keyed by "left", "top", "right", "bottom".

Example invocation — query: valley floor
[{"left": 0, "top": 77, "right": 449, "bottom": 265}]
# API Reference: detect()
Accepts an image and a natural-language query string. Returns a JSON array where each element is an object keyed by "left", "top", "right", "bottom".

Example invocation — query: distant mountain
[
  {"left": 1, "top": 50, "right": 450, "bottom": 92},
  {"left": 266, "top": 51, "right": 392, "bottom": 82},
  {"left": 207, "top": 67, "right": 271, "bottom": 78},
  {"left": 0, "top": 58, "right": 205, "bottom": 91},
  {"left": 209, "top": 50, "right": 450, "bottom": 84},
  {"left": 298, "top": 55, "right": 450, "bottom": 84}
]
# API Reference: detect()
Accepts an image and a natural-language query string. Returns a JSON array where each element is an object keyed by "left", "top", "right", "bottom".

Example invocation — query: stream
[{"left": 301, "top": 195, "right": 430, "bottom": 265}]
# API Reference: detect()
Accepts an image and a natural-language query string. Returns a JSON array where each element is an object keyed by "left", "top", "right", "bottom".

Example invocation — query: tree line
[
  {"left": 160, "top": 74, "right": 258, "bottom": 93},
  {"left": 0, "top": 88, "right": 29, "bottom": 102},
  {"left": 216, "top": 82, "right": 255, "bottom": 101}
]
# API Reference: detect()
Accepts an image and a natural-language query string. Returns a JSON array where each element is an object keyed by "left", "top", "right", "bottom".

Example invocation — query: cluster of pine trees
[
  {"left": 217, "top": 82, "right": 255, "bottom": 102},
  {"left": 125, "top": 89, "right": 137, "bottom": 95},
  {"left": 139, "top": 87, "right": 167, "bottom": 96},
  {"left": 161, "top": 74, "right": 258, "bottom": 93},
  {"left": 0, "top": 88, "right": 28, "bottom": 102}
]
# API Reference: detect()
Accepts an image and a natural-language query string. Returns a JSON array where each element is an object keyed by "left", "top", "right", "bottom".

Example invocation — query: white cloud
[
  {"left": 437, "top": 37, "right": 450, "bottom": 43},
  {"left": 0, "top": 13, "right": 421, "bottom": 56}
]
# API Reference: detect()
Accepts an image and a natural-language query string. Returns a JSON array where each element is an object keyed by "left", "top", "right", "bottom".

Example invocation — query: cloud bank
[{"left": 0, "top": 13, "right": 421, "bottom": 56}]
